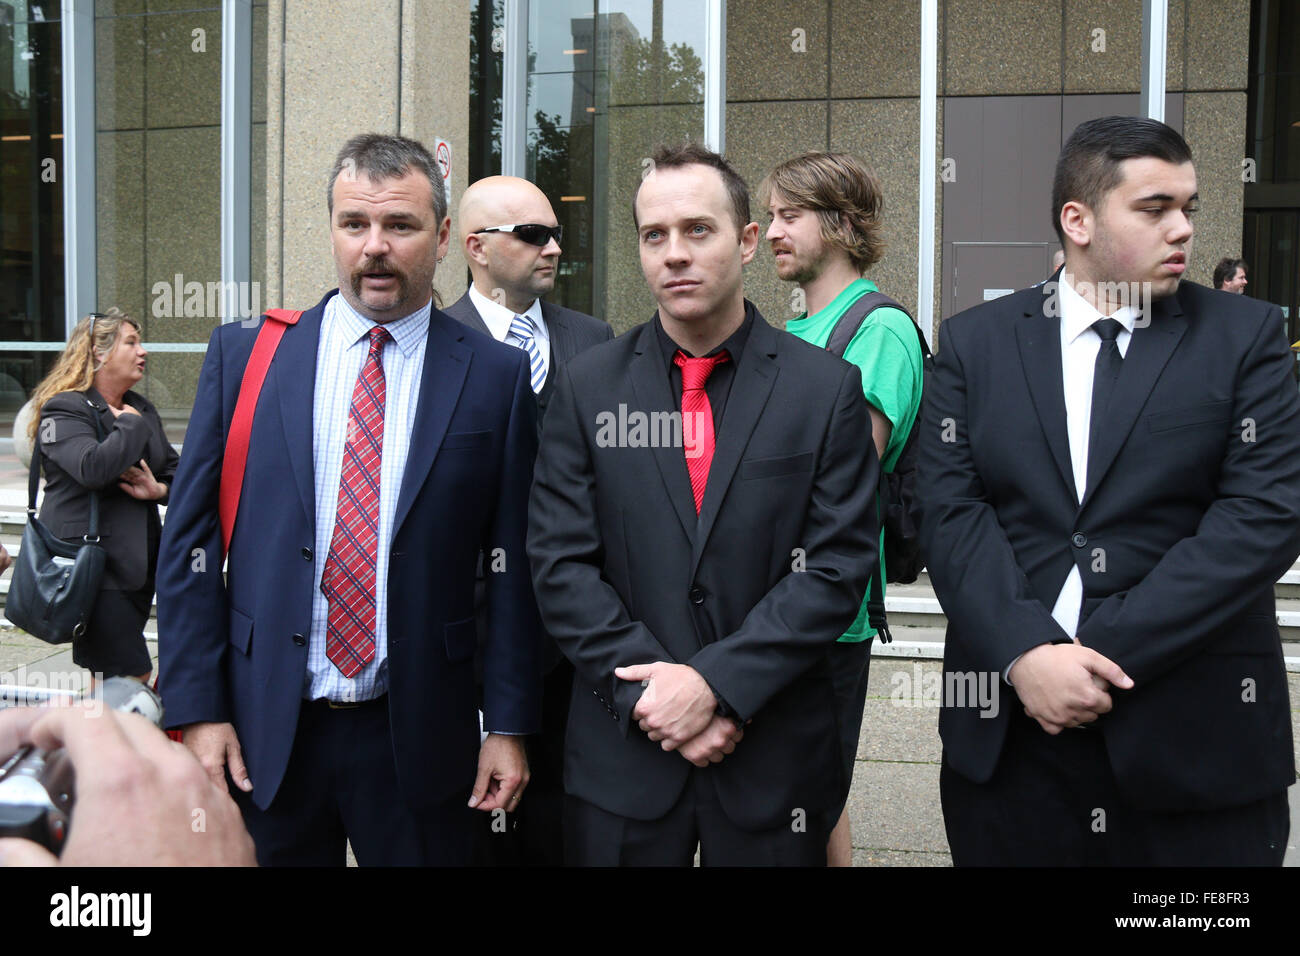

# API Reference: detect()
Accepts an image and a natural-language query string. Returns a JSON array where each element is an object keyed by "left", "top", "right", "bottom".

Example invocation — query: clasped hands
[
  {"left": 1008, "top": 638, "right": 1135, "bottom": 734},
  {"left": 615, "top": 662, "right": 743, "bottom": 767}
]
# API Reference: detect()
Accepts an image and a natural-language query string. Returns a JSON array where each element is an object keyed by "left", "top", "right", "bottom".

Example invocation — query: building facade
[{"left": 1, "top": 0, "right": 1293, "bottom": 423}]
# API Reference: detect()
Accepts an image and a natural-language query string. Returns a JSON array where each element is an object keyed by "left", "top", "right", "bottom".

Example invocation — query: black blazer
[
  {"left": 917, "top": 277, "right": 1300, "bottom": 812},
  {"left": 442, "top": 291, "right": 613, "bottom": 423},
  {"left": 445, "top": 290, "right": 613, "bottom": 676},
  {"left": 37, "top": 387, "right": 179, "bottom": 591},
  {"left": 527, "top": 306, "right": 881, "bottom": 829}
]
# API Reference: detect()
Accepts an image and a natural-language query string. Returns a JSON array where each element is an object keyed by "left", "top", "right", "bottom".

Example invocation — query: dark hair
[
  {"left": 1051, "top": 116, "right": 1193, "bottom": 244},
  {"left": 633, "top": 142, "right": 751, "bottom": 234},
  {"left": 1213, "top": 257, "right": 1246, "bottom": 289},
  {"left": 327, "top": 133, "right": 447, "bottom": 228},
  {"left": 760, "top": 152, "right": 886, "bottom": 272}
]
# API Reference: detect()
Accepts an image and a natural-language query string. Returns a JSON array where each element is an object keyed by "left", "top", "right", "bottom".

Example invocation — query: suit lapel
[
  {"left": 1080, "top": 293, "right": 1187, "bottom": 510},
  {"left": 691, "top": 318, "right": 778, "bottom": 577},
  {"left": 272, "top": 293, "right": 328, "bottom": 527},
  {"left": 629, "top": 322, "right": 698, "bottom": 542},
  {"left": 1015, "top": 291, "right": 1078, "bottom": 500},
  {"left": 537, "top": 303, "right": 569, "bottom": 415},
  {"left": 392, "top": 312, "right": 471, "bottom": 535}
]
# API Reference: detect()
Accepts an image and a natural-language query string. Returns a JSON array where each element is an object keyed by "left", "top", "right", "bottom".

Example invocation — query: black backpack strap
[
  {"left": 825, "top": 292, "right": 914, "bottom": 357},
  {"left": 827, "top": 291, "right": 920, "bottom": 642},
  {"left": 866, "top": 557, "right": 891, "bottom": 644}
]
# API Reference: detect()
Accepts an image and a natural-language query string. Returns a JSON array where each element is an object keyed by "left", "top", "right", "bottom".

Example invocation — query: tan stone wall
[
  {"left": 264, "top": 0, "right": 469, "bottom": 317},
  {"left": 94, "top": 0, "right": 226, "bottom": 414}
]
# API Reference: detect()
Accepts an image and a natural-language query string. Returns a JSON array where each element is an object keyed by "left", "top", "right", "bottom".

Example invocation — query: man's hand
[
  {"left": 181, "top": 721, "right": 253, "bottom": 795},
  {"left": 1009, "top": 642, "right": 1134, "bottom": 734},
  {"left": 616, "top": 662, "right": 716, "bottom": 747},
  {"left": 118, "top": 460, "right": 167, "bottom": 501},
  {"left": 469, "top": 733, "right": 529, "bottom": 812},
  {"left": 0, "top": 542, "right": 11, "bottom": 576},
  {"left": 0, "top": 705, "right": 256, "bottom": 866},
  {"left": 675, "top": 715, "right": 744, "bottom": 767}
]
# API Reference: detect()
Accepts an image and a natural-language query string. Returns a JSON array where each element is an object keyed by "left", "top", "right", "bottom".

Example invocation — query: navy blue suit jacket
[{"left": 156, "top": 289, "right": 542, "bottom": 812}]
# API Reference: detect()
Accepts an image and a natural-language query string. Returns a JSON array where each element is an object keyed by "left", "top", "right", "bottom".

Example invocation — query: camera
[{"left": 0, "top": 677, "right": 164, "bottom": 853}]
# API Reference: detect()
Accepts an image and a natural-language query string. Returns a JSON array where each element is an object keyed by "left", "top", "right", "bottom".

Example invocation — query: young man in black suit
[
  {"left": 527, "top": 144, "right": 880, "bottom": 866},
  {"left": 444, "top": 175, "right": 611, "bottom": 865},
  {"left": 919, "top": 115, "right": 1300, "bottom": 865}
]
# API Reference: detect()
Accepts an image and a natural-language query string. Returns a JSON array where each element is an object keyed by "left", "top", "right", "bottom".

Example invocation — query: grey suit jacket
[
  {"left": 446, "top": 290, "right": 612, "bottom": 677},
  {"left": 443, "top": 291, "right": 613, "bottom": 423}
]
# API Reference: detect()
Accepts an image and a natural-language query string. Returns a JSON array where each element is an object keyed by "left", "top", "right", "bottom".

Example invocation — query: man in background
[
  {"left": 1214, "top": 256, "right": 1248, "bottom": 293},
  {"left": 762, "top": 151, "right": 923, "bottom": 866},
  {"left": 444, "top": 175, "right": 611, "bottom": 865}
]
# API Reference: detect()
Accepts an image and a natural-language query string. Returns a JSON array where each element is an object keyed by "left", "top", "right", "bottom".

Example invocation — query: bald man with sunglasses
[{"left": 445, "top": 175, "right": 612, "bottom": 865}]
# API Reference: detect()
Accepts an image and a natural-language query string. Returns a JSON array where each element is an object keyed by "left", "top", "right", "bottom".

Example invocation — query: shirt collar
[
  {"left": 468, "top": 283, "right": 546, "bottom": 342},
  {"left": 1058, "top": 273, "right": 1140, "bottom": 345},
  {"left": 331, "top": 293, "right": 430, "bottom": 357},
  {"left": 655, "top": 300, "right": 755, "bottom": 371}
]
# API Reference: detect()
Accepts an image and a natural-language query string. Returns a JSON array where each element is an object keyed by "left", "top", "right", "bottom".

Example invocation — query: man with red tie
[
  {"left": 527, "top": 143, "right": 881, "bottom": 865},
  {"left": 157, "top": 134, "right": 541, "bottom": 865}
]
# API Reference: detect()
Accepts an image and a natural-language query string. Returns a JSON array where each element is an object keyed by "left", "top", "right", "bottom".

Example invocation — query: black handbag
[{"left": 5, "top": 409, "right": 107, "bottom": 644}]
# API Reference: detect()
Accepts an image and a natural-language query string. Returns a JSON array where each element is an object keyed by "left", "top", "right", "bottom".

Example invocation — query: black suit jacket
[
  {"left": 445, "top": 290, "right": 612, "bottom": 676},
  {"left": 917, "top": 277, "right": 1300, "bottom": 812},
  {"left": 442, "top": 291, "right": 613, "bottom": 422},
  {"left": 527, "top": 304, "right": 881, "bottom": 829},
  {"left": 37, "top": 387, "right": 179, "bottom": 591}
]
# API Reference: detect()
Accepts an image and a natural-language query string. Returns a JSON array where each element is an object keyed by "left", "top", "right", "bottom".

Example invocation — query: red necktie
[
  {"left": 321, "top": 326, "right": 390, "bottom": 677},
  {"left": 675, "top": 349, "right": 729, "bottom": 513}
]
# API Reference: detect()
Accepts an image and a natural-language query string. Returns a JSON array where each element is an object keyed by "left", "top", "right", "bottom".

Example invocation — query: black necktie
[{"left": 1086, "top": 318, "right": 1124, "bottom": 493}]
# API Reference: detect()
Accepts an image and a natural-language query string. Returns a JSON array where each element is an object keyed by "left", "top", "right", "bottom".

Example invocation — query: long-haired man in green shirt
[{"left": 762, "top": 153, "right": 924, "bottom": 866}]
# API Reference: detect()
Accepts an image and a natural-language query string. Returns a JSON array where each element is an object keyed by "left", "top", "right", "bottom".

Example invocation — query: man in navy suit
[{"left": 156, "top": 134, "right": 541, "bottom": 866}]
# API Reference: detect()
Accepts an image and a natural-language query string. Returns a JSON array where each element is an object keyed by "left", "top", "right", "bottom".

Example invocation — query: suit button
[
  {"left": 301, "top": 547, "right": 312, "bottom": 561},
  {"left": 1071, "top": 532, "right": 1087, "bottom": 548},
  {"left": 689, "top": 586, "right": 705, "bottom": 605},
  {"left": 292, "top": 633, "right": 307, "bottom": 646}
]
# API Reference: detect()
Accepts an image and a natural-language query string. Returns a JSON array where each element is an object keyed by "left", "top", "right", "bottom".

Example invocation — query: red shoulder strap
[{"left": 218, "top": 309, "right": 303, "bottom": 556}]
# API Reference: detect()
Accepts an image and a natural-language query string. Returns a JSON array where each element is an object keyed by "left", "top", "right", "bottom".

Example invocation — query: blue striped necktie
[{"left": 509, "top": 313, "right": 546, "bottom": 393}]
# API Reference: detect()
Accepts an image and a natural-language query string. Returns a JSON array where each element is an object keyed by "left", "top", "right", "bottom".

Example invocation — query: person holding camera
[
  {"left": 0, "top": 703, "right": 255, "bottom": 866},
  {"left": 26, "top": 309, "right": 178, "bottom": 682}
]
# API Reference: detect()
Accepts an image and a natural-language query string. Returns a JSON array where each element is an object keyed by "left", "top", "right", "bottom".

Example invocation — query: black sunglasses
[{"left": 474, "top": 223, "right": 563, "bottom": 247}]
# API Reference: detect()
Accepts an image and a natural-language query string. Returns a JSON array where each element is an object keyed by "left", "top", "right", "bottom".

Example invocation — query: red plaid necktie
[
  {"left": 321, "top": 326, "right": 390, "bottom": 677},
  {"left": 675, "top": 349, "right": 729, "bottom": 513}
]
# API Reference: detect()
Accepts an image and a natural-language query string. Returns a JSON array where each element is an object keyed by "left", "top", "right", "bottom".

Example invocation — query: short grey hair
[{"left": 326, "top": 133, "right": 447, "bottom": 227}]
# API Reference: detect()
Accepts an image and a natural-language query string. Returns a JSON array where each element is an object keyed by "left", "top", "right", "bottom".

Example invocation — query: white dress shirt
[
  {"left": 306, "top": 294, "right": 430, "bottom": 702},
  {"left": 467, "top": 282, "right": 551, "bottom": 379},
  {"left": 1049, "top": 276, "right": 1139, "bottom": 639}
]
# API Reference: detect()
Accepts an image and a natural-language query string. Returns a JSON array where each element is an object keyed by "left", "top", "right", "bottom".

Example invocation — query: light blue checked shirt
[{"left": 305, "top": 294, "right": 430, "bottom": 702}]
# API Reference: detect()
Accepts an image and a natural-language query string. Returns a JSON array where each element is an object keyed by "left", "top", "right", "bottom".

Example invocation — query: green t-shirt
[{"left": 785, "top": 278, "right": 924, "bottom": 642}]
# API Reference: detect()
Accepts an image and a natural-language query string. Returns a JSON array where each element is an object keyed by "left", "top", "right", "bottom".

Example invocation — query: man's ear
[
  {"left": 464, "top": 231, "right": 489, "bottom": 267},
  {"left": 1059, "top": 200, "right": 1093, "bottom": 250},
  {"left": 739, "top": 220, "right": 761, "bottom": 265}
]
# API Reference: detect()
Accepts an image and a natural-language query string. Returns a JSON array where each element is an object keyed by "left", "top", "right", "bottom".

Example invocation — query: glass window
[
  {"left": 514, "top": 0, "right": 708, "bottom": 327},
  {"left": 0, "top": 0, "right": 63, "bottom": 417}
]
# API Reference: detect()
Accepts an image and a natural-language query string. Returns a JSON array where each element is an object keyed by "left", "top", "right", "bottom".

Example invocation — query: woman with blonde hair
[{"left": 27, "top": 309, "right": 178, "bottom": 681}]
